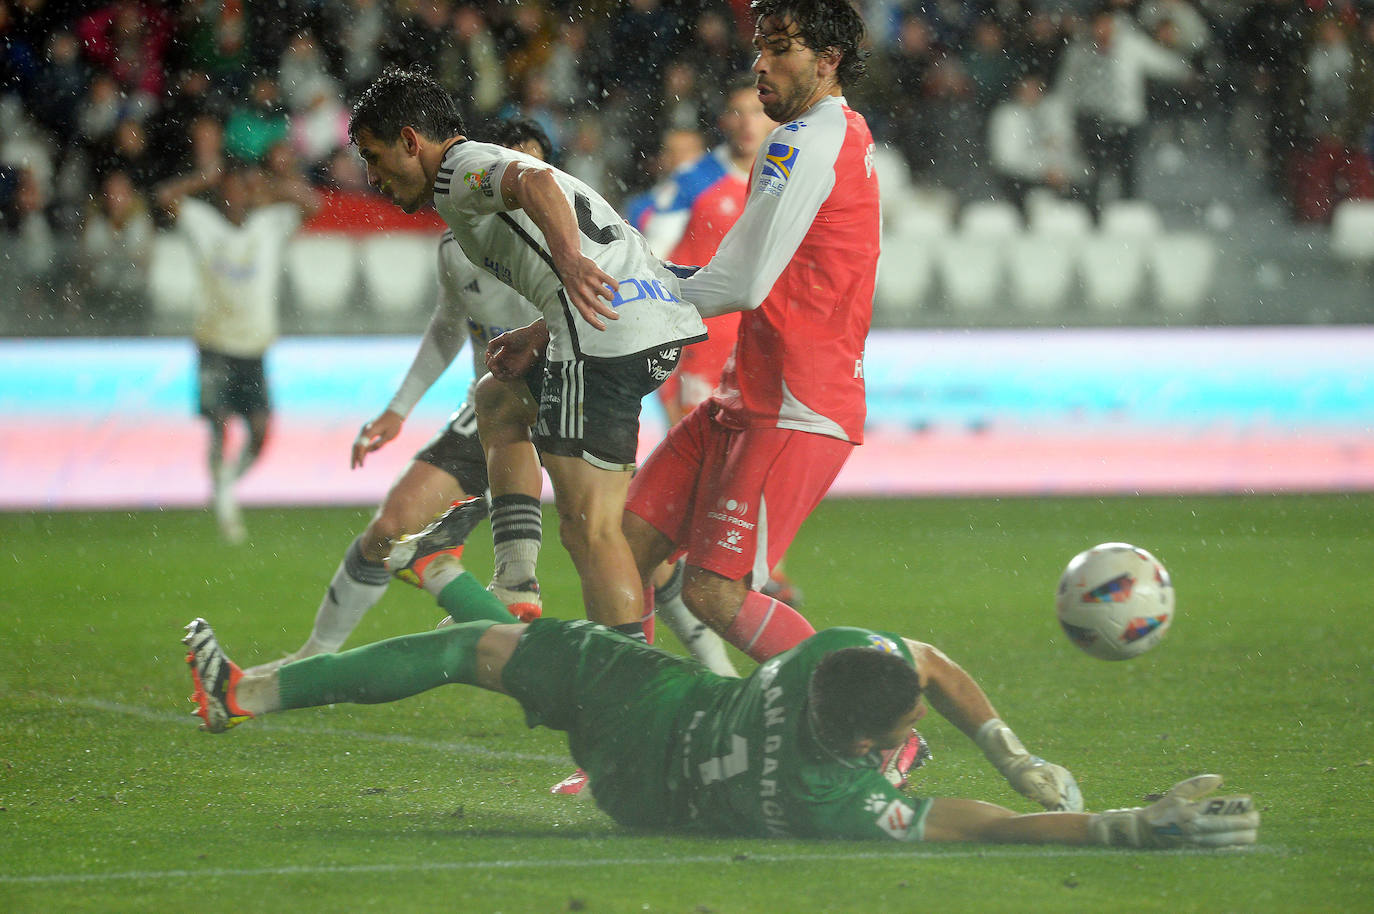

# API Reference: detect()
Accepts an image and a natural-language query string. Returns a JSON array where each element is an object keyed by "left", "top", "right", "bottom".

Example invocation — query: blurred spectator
[
  {"left": 224, "top": 74, "right": 289, "bottom": 163},
  {"left": 1289, "top": 14, "right": 1374, "bottom": 222},
  {"left": 95, "top": 117, "right": 158, "bottom": 193},
  {"left": 278, "top": 31, "right": 338, "bottom": 115},
  {"left": 437, "top": 2, "right": 507, "bottom": 124},
  {"left": 1014, "top": 10, "right": 1070, "bottom": 81},
  {"left": 500, "top": 2, "right": 555, "bottom": 92},
  {"left": 604, "top": 0, "right": 683, "bottom": 102},
  {"left": 659, "top": 60, "right": 708, "bottom": 133},
  {"left": 77, "top": 167, "right": 153, "bottom": 325},
  {"left": 74, "top": 0, "right": 174, "bottom": 105},
  {"left": 560, "top": 111, "right": 615, "bottom": 197},
  {"left": 145, "top": 69, "right": 221, "bottom": 185},
  {"left": 28, "top": 29, "right": 86, "bottom": 150},
  {"left": 385, "top": 0, "right": 450, "bottom": 71},
  {"left": 500, "top": 71, "right": 561, "bottom": 156},
  {"left": 321, "top": 0, "right": 391, "bottom": 97},
  {"left": 76, "top": 72, "right": 125, "bottom": 152},
  {"left": 681, "top": 7, "right": 751, "bottom": 110},
  {"left": 1137, "top": 0, "right": 1212, "bottom": 59},
  {"left": 1056, "top": 6, "right": 1193, "bottom": 215},
  {"left": 543, "top": 16, "right": 601, "bottom": 115},
  {"left": 179, "top": 0, "right": 254, "bottom": 100},
  {"left": 886, "top": 11, "right": 974, "bottom": 185},
  {"left": 963, "top": 18, "right": 1019, "bottom": 113},
  {"left": 1229, "top": 0, "right": 1311, "bottom": 193},
  {"left": 988, "top": 72, "right": 1086, "bottom": 214},
  {"left": 288, "top": 80, "right": 349, "bottom": 176}
]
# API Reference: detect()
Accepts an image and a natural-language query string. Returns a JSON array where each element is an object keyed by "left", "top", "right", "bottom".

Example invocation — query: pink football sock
[{"left": 723, "top": 590, "right": 815, "bottom": 662}]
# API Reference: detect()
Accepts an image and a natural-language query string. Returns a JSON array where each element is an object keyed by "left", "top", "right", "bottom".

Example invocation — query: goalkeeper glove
[
  {"left": 975, "top": 718, "right": 1084, "bottom": 812},
  {"left": 1089, "top": 774, "right": 1259, "bottom": 848}
]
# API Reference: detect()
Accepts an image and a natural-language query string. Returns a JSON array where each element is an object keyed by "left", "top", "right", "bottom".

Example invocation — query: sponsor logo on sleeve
[
  {"left": 464, "top": 169, "right": 496, "bottom": 197},
  {"left": 758, "top": 143, "right": 799, "bottom": 198}
]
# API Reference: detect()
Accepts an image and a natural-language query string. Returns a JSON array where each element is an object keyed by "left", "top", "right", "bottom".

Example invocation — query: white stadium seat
[
  {"left": 1100, "top": 199, "right": 1164, "bottom": 243},
  {"left": 1150, "top": 231, "right": 1216, "bottom": 317},
  {"left": 147, "top": 233, "right": 202, "bottom": 317},
  {"left": 1007, "top": 235, "right": 1077, "bottom": 313},
  {"left": 1330, "top": 199, "right": 1374, "bottom": 263},
  {"left": 287, "top": 234, "right": 359, "bottom": 317},
  {"left": 936, "top": 235, "right": 1006, "bottom": 312},
  {"left": 959, "top": 199, "right": 1022, "bottom": 240},
  {"left": 1028, "top": 199, "right": 1093, "bottom": 246},
  {"left": 875, "top": 231, "right": 935, "bottom": 318},
  {"left": 871, "top": 142, "right": 913, "bottom": 206},
  {"left": 359, "top": 233, "right": 439, "bottom": 316},
  {"left": 1080, "top": 235, "right": 1147, "bottom": 313},
  {"left": 887, "top": 189, "right": 952, "bottom": 240}
]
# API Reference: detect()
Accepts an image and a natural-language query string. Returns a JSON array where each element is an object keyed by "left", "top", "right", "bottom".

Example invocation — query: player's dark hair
[
  {"left": 808, "top": 647, "right": 920, "bottom": 751},
  {"left": 348, "top": 67, "right": 466, "bottom": 145},
  {"left": 750, "top": 0, "right": 869, "bottom": 87},
  {"left": 491, "top": 117, "right": 554, "bottom": 163}
]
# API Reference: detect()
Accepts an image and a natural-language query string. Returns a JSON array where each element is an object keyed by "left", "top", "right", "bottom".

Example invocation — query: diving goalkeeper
[{"left": 182, "top": 506, "right": 1258, "bottom": 848}]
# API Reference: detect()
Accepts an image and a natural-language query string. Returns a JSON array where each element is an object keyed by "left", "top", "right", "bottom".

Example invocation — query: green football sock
[
  {"left": 277, "top": 619, "right": 497, "bottom": 710},
  {"left": 438, "top": 571, "right": 518, "bottom": 624}
]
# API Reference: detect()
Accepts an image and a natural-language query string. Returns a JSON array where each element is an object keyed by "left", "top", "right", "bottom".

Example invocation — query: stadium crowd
[{"left": 3, "top": 0, "right": 1374, "bottom": 326}]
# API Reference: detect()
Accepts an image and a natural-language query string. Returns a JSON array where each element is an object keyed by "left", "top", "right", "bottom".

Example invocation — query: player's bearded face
[{"left": 752, "top": 17, "right": 825, "bottom": 123}]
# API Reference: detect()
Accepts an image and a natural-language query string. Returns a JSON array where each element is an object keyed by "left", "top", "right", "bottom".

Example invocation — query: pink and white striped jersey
[{"left": 677, "top": 95, "right": 880, "bottom": 444}]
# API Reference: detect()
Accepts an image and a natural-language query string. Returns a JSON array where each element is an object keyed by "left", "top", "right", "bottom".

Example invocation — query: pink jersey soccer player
[{"left": 623, "top": 0, "right": 881, "bottom": 664}]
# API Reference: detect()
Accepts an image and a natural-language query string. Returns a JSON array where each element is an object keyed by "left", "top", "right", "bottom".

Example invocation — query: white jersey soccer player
[
  {"left": 432, "top": 140, "right": 707, "bottom": 363},
  {"left": 388, "top": 230, "right": 543, "bottom": 423}
]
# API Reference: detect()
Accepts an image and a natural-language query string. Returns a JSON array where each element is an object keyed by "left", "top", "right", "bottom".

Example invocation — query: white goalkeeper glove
[
  {"left": 1089, "top": 774, "right": 1259, "bottom": 849},
  {"left": 975, "top": 718, "right": 1084, "bottom": 812}
]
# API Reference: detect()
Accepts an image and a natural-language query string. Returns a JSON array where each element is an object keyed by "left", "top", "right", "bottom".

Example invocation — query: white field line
[
  {"left": 0, "top": 845, "right": 1282, "bottom": 886},
  {"left": 31, "top": 693, "right": 570, "bottom": 764}
]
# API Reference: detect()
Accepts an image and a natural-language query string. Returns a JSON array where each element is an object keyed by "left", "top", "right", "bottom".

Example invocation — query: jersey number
[
  {"left": 697, "top": 735, "right": 749, "bottom": 786},
  {"left": 575, "top": 193, "right": 621, "bottom": 244}
]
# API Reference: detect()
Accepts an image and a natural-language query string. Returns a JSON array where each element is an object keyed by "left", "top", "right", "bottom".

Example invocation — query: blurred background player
[
  {"left": 246, "top": 120, "right": 553, "bottom": 674},
  {"left": 155, "top": 150, "right": 320, "bottom": 543}
]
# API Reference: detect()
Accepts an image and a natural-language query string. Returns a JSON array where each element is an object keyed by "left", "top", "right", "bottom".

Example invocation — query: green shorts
[{"left": 501, "top": 618, "right": 703, "bottom": 827}]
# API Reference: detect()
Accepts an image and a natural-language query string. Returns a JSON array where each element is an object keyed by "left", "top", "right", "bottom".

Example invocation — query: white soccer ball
[{"left": 1055, "top": 543, "right": 1174, "bottom": 661}]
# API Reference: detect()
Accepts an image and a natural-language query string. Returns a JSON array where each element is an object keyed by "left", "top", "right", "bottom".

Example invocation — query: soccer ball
[{"left": 1055, "top": 543, "right": 1174, "bottom": 661}]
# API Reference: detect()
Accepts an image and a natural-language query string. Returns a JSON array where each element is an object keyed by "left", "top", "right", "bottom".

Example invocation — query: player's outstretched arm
[
  {"left": 922, "top": 775, "right": 1258, "bottom": 848},
  {"left": 904, "top": 639, "right": 1082, "bottom": 812}
]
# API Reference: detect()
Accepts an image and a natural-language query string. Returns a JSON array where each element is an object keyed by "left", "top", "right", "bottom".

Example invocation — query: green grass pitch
[{"left": 2, "top": 495, "right": 1371, "bottom": 912}]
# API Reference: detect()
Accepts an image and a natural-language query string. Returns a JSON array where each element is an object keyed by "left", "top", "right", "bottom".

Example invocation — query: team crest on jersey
[
  {"left": 758, "top": 143, "right": 799, "bottom": 197},
  {"left": 867, "top": 634, "right": 900, "bottom": 654}
]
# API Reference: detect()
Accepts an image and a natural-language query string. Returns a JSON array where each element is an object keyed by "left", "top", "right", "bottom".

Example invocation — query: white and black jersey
[
  {"left": 386, "top": 232, "right": 544, "bottom": 420},
  {"left": 432, "top": 141, "right": 707, "bottom": 363}
]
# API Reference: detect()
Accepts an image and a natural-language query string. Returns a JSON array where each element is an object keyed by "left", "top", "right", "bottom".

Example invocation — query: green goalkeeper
[{"left": 183, "top": 506, "right": 1258, "bottom": 848}]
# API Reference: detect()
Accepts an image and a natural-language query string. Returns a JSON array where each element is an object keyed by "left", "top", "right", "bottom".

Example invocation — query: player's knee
[
  {"left": 474, "top": 375, "right": 533, "bottom": 433},
  {"left": 681, "top": 569, "right": 745, "bottom": 631}
]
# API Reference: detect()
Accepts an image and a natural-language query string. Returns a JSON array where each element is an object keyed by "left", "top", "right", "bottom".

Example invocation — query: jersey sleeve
[
  {"left": 806, "top": 771, "right": 932, "bottom": 841},
  {"left": 437, "top": 142, "right": 529, "bottom": 216},
  {"left": 385, "top": 239, "right": 471, "bottom": 417},
  {"left": 678, "top": 123, "right": 841, "bottom": 317}
]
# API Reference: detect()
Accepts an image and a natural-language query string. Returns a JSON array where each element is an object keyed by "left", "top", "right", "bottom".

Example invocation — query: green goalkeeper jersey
[{"left": 662, "top": 627, "right": 932, "bottom": 840}]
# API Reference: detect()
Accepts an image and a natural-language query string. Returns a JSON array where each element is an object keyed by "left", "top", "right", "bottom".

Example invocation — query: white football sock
[{"left": 298, "top": 537, "right": 390, "bottom": 656}]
